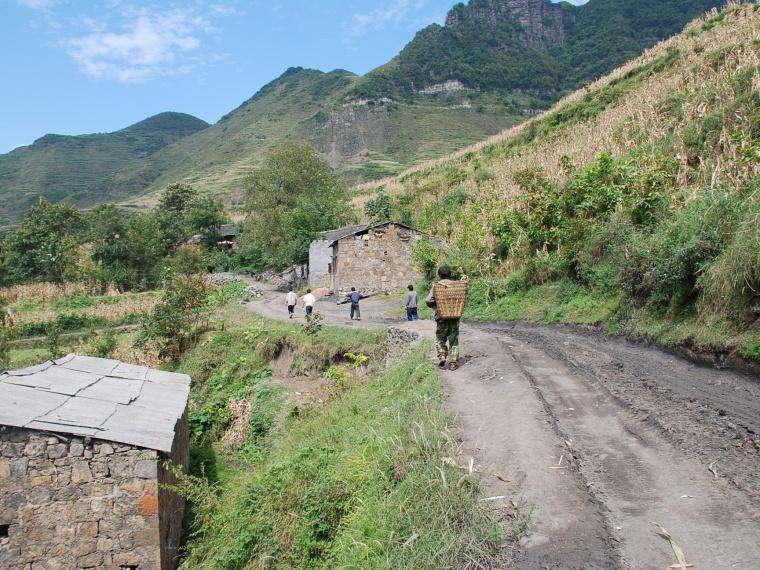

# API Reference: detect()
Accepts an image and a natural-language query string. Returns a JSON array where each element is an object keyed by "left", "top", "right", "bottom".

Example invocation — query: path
[{"left": 246, "top": 289, "right": 760, "bottom": 569}]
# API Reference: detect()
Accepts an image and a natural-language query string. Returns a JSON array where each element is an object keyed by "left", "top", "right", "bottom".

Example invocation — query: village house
[
  {"left": 188, "top": 223, "right": 238, "bottom": 250},
  {"left": 308, "top": 221, "right": 422, "bottom": 293},
  {"left": 0, "top": 354, "right": 191, "bottom": 569}
]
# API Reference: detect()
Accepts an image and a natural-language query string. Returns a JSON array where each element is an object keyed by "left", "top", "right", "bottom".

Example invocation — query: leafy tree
[
  {"left": 188, "top": 195, "right": 229, "bottom": 247},
  {"left": 88, "top": 205, "right": 166, "bottom": 290},
  {"left": 137, "top": 273, "right": 211, "bottom": 361},
  {"left": 364, "top": 191, "right": 392, "bottom": 222},
  {"left": 4, "top": 199, "right": 84, "bottom": 283},
  {"left": 240, "top": 142, "right": 352, "bottom": 269},
  {"left": 156, "top": 182, "right": 198, "bottom": 247}
]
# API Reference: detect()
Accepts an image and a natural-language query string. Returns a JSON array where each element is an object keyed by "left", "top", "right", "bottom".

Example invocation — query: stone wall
[
  {"left": 308, "top": 239, "right": 333, "bottom": 290},
  {"left": 157, "top": 413, "right": 188, "bottom": 570},
  {"left": 0, "top": 427, "right": 178, "bottom": 569},
  {"left": 335, "top": 224, "right": 421, "bottom": 294}
]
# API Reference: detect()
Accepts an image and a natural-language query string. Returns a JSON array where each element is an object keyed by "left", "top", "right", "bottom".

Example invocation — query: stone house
[
  {"left": 308, "top": 221, "right": 421, "bottom": 293},
  {"left": 0, "top": 354, "right": 191, "bottom": 569}
]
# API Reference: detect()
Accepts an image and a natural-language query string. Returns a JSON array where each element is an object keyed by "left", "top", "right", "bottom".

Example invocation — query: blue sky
[{"left": 0, "top": 0, "right": 587, "bottom": 154}]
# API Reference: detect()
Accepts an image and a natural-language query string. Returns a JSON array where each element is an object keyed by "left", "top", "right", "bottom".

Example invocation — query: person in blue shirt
[{"left": 346, "top": 287, "right": 363, "bottom": 320}]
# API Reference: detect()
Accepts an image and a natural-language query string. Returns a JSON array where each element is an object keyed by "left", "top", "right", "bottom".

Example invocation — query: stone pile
[{"left": 386, "top": 327, "right": 421, "bottom": 369}]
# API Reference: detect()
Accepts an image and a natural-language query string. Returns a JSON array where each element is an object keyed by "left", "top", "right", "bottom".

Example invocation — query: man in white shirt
[
  {"left": 285, "top": 290, "right": 298, "bottom": 319},
  {"left": 302, "top": 289, "right": 316, "bottom": 321}
]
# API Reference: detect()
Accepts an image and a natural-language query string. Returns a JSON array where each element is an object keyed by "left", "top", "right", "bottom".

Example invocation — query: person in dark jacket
[
  {"left": 426, "top": 266, "right": 460, "bottom": 370},
  {"left": 346, "top": 287, "right": 362, "bottom": 320}
]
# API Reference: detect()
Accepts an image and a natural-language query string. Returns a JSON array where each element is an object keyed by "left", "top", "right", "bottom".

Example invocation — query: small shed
[
  {"left": 188, "top": 223, "right": 238, "bottom": 250},
  {"left": 308, "top": 221, "right": 421, "bottom": 294},
  {"left": 0, "top": 354, "right": 191, "bottom": 569}
]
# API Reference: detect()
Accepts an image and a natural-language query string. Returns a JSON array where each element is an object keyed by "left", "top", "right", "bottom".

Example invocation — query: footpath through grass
[{"left": 173, "top": 315, "right": 502, "bottom": 568}]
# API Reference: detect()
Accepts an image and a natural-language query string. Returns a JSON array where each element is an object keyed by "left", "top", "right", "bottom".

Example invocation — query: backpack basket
[{"left": 434, "top": 280, "right": 468, "bottom": 319}]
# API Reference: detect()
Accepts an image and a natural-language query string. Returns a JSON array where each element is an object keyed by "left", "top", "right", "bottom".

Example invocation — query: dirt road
[{"left": 247, "top": 291, "right": 760, "bottom": 569}]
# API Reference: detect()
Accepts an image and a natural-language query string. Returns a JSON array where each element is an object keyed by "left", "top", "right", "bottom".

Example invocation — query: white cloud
[
  {"left": 63, "top": 7, "right": 215, "bottom": 83},
  {"left": 17, "top": 0, "right": 58, "bottom": 9},
  {"left": 344, "top": 0, "right": 428, "bottom": 43}
]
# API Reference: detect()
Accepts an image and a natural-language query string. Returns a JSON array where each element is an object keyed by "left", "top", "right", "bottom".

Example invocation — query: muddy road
[{"left": 247, "top": 291, "right": 760, "bottom": 569}]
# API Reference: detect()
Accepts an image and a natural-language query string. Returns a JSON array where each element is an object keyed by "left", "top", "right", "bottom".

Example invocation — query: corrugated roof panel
[
  {"left": 77, "top": 376, "right": 144, "bottom": 405},
  {"left": 0, "top": 384, "right": 68, "bottom": 426},
  {"left": 0, "top": 354, "right": 190, "bottom": 452}
]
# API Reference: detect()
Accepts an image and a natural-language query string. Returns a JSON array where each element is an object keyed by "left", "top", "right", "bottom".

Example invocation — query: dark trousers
[
  {"left": 350, "top": 303, "right": 360, "bottom": 319},
  {"left": 305, "top": 306, "right": 313, "bottom": 319},
  {"left": 406, "top": 307, "right": 419, "bottom": 321},
  {"left": 288, "top": 305, "right": 295, "bottom": 315},
  {"left": 435, "top": 318, "right": 460, "bottom": 362}
]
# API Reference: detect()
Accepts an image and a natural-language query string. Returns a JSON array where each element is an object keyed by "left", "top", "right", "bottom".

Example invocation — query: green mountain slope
[
  {"left": 0, "top": 112, "right": 208, "bottom": 226},
  {"left": 359, "top": 3, "right": 759, "bottom": 357}
]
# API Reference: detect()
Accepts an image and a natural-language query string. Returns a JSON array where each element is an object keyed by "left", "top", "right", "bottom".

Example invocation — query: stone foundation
[{"left": 0, "top": 426, "right": 185, "bottom": 569}]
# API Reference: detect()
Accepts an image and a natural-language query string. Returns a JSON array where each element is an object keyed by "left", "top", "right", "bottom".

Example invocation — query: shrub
[{"left": 137, "top": 274, "right": 211, "bottom": 361}]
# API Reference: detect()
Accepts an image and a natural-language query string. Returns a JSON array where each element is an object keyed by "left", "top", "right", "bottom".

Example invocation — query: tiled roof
[{"left": 0, "top": 354, "right": 190, "bottom": 452}]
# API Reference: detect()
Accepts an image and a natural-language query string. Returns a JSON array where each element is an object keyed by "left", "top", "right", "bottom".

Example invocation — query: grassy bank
[
  {"left": 172, "top": 315, "right": 502, "bottom": 568},
  {"left": 460, "top": 277, "right": 758, "bottom": 361}
]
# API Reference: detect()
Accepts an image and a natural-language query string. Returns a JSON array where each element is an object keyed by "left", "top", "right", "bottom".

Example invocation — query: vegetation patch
[{"left": 174, "top": 339, "right": 500, "bottom": 569}]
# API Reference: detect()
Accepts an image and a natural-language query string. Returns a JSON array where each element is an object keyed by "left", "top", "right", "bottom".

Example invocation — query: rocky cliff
[{"left": 446, "top": 0, "right": 567, "bottom": 48}]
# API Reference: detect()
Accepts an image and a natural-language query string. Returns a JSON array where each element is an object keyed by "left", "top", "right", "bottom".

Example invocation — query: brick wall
[
  {"left": 0, "top": 427, "right": 166, "bottom": 569},
  {"left": 335, "top": 224, "right": 421, "bottom": 294}
]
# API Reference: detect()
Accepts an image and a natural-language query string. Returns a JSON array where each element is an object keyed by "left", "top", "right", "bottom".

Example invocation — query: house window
[{"left": 328, "top": 263, "right": 333, "bottom": 275}]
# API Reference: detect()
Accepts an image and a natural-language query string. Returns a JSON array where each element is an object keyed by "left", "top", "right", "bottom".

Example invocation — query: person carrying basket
[{"left": 426, "top": 266, "right": 468, "bottom": 371}]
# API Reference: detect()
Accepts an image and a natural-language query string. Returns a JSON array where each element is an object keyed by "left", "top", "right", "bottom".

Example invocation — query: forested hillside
[
  {"left": 349, "top": 0, "right": 725, "bottom": 101},
  {"left": 0, "top": 112, "right": 208, "bottom": 226},
  {"left": 359, "top": 3, "right": 759, "bottom": 359},
  {"left": 0, "top": 0, "right": 725, "bottom": 225}
]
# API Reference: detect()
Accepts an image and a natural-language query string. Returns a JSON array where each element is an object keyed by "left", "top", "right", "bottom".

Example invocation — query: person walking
[
  {"left": 302, "top": 289, "right": 316, "bottom": 321},
  {"left": 405, "top": 284, "right": 419, "bottom": 321},
  {"left": 426, "top": 266, "right": 462, "bottom": 370},
  {"left": 346, "top": 287, "right": 362, "bottom": 321},
  {"left": 285, "top": 290, "right": 298, "bottom": 319}
]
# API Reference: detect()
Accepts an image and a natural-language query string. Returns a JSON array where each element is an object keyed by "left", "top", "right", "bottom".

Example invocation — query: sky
[{"left": 0, "top": 0, "right": 588, "bottom": 154}]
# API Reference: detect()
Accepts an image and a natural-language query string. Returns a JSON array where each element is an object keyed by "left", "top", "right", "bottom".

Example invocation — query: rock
[
  {"left": 134, "top": 460, "right": 157, "bottom": 480},
  {"left": 71, "top": 462, "right": 93, "bottom": 484}
]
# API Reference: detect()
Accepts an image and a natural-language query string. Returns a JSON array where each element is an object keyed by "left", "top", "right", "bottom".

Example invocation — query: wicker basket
[{"left": 434, "top": 280, "right": 468, "bottom": 319}]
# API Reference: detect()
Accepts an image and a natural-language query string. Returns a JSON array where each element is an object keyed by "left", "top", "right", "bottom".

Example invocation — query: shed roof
[
  {"left": 317, "top": 221, "right": 419, "bottom": 247},
  {"left": 315, "top": 223, "right": 371, "bottom": 244},
  {"left": 0, "top": 354, "right": 190, "bottom": 453},
  {"left": 216, "top": 223, "right": 238, "bottom": 237}
]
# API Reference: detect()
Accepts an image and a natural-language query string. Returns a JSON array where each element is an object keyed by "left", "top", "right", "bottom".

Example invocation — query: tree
[
  {"left": 137, "top": 273, "right": 211, "bottom": 361},
  {"left": 156, "top": 182, "right": 198, "bottom": 247},
  {"left": 87, "top": 205, "right": 166, "bottom": 290},
  {"left": 5, "top": 199, "right": 84, "bottom": 283},
  {"left": 188, "top": 195, "right": 229, "bottom": 247},
  {"left": 240, "top": 142, "right": 353, "bottom": 269},
  {"left": 364, "top": 191, "right": 392, "bottom": 222}
]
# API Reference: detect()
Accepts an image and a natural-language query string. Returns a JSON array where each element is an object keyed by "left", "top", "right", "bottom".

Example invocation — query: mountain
[
  {"left": 0, "top": 112, "right": 208, "bottom": 226},
  {"left": 0, "top": 0, "right": 726, "bottom": 225},
  {"left": 349, "top": 0, "right": 726, "bottom": 100}
]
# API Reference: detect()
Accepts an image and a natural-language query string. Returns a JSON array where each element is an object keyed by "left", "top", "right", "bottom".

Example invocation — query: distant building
[
  {"left": 308, "top": 221, "right": 422, "bottom": 293},
  {"left": 188, "top": 223, "right": 238, "bottom": 250},
  {"left": 0, "top": 355, "right": 191, "bottom": 569}
]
